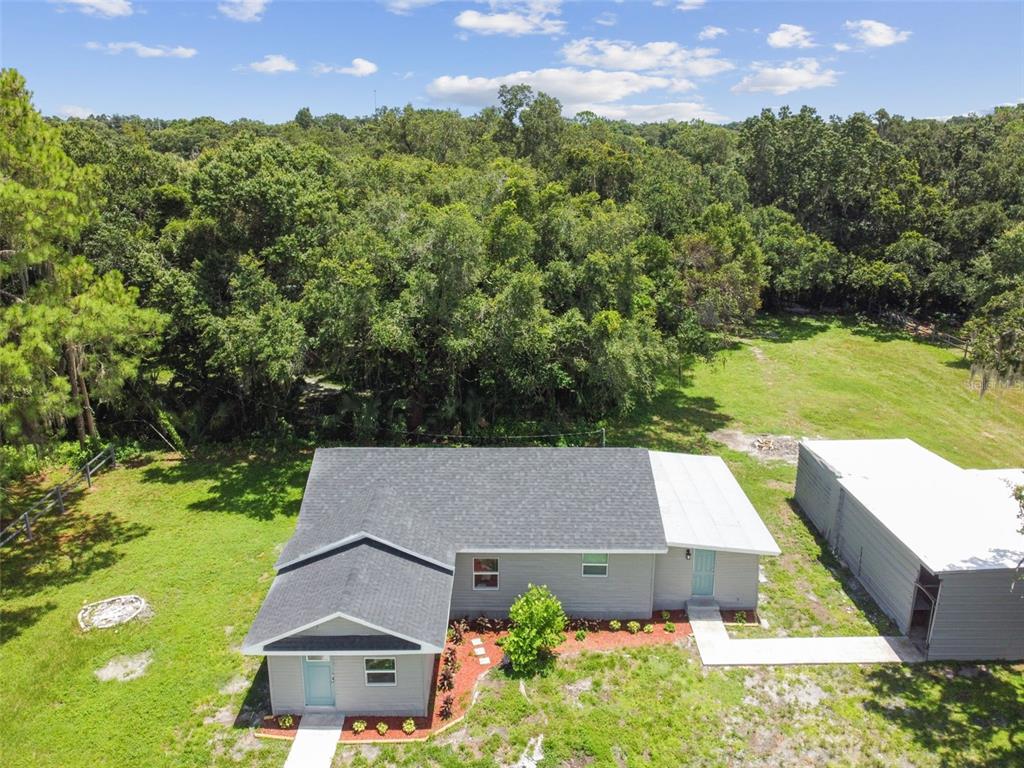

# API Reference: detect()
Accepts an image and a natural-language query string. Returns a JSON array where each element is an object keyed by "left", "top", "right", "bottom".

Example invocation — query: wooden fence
[
  {"left": 0, "top": 445, "right": 117, "bottom": 547},
  {"left": 878, "top": 311, "right": 970, "bottom": 354}
]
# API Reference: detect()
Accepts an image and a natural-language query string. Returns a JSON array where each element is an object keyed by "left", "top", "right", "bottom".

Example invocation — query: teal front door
[
  {"left": 303, "top": 657, "right": 334, "bottom": 707},
  {"left": 692, "top": 549, "right": 716, "bottom": 596}
]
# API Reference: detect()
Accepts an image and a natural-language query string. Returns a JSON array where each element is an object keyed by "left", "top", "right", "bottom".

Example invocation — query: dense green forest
[{"left": 2, "top": 68, "right": 1022, "bottom": 474}]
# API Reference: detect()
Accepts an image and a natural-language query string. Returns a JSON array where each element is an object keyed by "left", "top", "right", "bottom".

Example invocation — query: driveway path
[
  {"left": 689, "top": 605, "right": 925, "bottom": 666},
  {"left": 283, "top": 712, "right": 344, "bottom": 768}
]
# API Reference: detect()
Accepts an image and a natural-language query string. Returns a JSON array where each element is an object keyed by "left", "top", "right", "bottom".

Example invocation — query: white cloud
[
  {"left": 314, "top": 58, "right": 379, "bottom": 77},
  {"left": 60, "top": 105, "right": 94, "bottom": 118},
  {"left": 384, "top": 0, "right": 440, "bottom": 14},
  {"left": 562, "top": 38, "right": 733, "bottom": 78},
  {"left": 428, "top": 67, "right": 676, "bottom": 107},
  {"left": 218, "top": 0, "right": 269, "bottom": 22},
  {"left": 732, "top": 58, "right": 838, "bottom": 95},
  {"left": 245, "top": 54, "right": 297, "bottom": 74},
  {"left": 844, "top": 19, "right": 911, "bottom": 47},
  {"left": 676, "top": 0, "right": 705, "bottom": 11},
  {"left": 454, "top": 2, "right": 565, "bottom": 37},
  {"left": 60, "top": 0, "right": 132, "bottom": 17},
  {"left": 698, "top": 25, "right": 726, "bottom": 41},
  {"left": 595, "top": 11, "right": 617, "bottom": 27},
  {"left": 833, "top": 42, "right": 851, "bottom": 52},
  {"left": 86, "top": 41, "right": 197, "bottom": 58},
  {"left": 767, "top": 23, "right": 815, "bottom": 49},
  {"left": 576, "top": 100, "right": 726, "bottom": 123}
]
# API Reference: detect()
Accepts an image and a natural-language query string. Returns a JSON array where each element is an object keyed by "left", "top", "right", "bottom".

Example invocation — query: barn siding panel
[{"left": 928, "top": 570, "right": 1024, "bottom": 660}]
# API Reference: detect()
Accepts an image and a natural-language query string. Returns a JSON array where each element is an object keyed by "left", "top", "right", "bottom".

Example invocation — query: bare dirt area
[
  {"left": 711, "top": 429, "right": 801, "bottom": 464},
  {"left": 94, "top": 650, "right": 153, "bottom": 682}
]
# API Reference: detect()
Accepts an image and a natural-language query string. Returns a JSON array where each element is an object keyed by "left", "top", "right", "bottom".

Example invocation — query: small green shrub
[
  {"left": 277, "top": 714, "right": 294, "bottom": 729},
  {"left": 627, "top": 621, "right": 641, "bottom": 634},
  {"left": 402, "top": 718, "right": 416, "bottom": 735},
  {"left": 643, "top": 623, "right": 654, "bottom": 634},
  {"left": 661, "top": 610, "right": 671, "bottom": 621},
  {"left": 609, "top": 620, "right": 621, "bottom": 631},
  {"left": 376, "top": 721, "right": 389, "bottom": 736},
  {"left": 574, "top": 629, "right": 587, "bottom": 641},
  {"left": 735, "top": 610, "right": 747, "bottom": 624},
  {"left": 664, "top": 621, "right": 676, "bottom": 633},
  {"left": 351, "top": 720, "right": 367, "bottom": 734},
  {"left": 501, "top": 584, "right": 566, "bottom": 675}
]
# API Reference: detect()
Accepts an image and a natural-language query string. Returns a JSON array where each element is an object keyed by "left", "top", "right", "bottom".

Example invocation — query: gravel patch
[{"left": 711, "top": 430, "right": 801, "bottom": 464}]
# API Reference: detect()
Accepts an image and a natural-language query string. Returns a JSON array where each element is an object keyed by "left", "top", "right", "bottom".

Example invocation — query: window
[
  {"left": 473, "top": 557, "right": 499, "bottom": 590},
  {"left": 582, "top": 553, "right": 608, "bottom": 577},
  {"left": 364, "top": 657, "right": 396, "bottom": 686},
  {"left": 305, "top": 655, "right": 328, "bottom": 662}
]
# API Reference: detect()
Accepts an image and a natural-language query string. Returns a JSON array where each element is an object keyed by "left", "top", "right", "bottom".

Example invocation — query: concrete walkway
[
  {"left": 283, "top": 712, "right": 344, "bottom": 768},
  {"left": 689, "top": 605, "right": 925, "bottom": 666}
]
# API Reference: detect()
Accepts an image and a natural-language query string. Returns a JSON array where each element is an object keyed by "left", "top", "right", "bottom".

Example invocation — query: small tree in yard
[{"left": 500, "top": 584, "right": 566, "bottom": 675}]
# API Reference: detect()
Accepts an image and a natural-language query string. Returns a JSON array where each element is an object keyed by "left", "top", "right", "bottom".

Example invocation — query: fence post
[
  {"left": 56, "top": 485, "right": 64, "bottom": 514},
  {"left": 108, "top": 444, "right": 117, "bottom": 468},
  {"left": 85, "top": 461, "right": 92, "bottom": 488},
  {"left": 600, "top": 427, "right": 606, "bottom": 447},
  {"left": 23, "top": 511, "right": 32, "bottom": 540}
]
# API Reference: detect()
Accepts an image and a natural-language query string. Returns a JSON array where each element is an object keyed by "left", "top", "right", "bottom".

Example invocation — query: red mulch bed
[
  {"left": 262, "top": 612, "right": 694, "bottom": 743},
  {"left": 257, "top": 714, "right": 301, "bottom": 739}
]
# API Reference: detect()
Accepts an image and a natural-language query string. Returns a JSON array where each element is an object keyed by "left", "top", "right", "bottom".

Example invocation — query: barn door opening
[{"left": 909, "top": 566, "right": 939, "bottom": 646}]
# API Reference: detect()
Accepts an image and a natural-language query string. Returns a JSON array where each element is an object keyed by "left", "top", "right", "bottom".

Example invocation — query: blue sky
[{"left": 3, "top": 1, "right": 1022, "bottom": 123}]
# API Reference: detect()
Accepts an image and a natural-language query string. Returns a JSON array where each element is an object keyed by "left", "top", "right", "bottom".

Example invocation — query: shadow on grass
[
  {"left": 140, "top": 450, "right": 309, "bottom": 521},
  {"left": 863, "top": 663, "right": 1024, "bottom": 767},
  {"left": 786, "top": 498, "right": 898, "bottom": 636},
  {"left": 609, "top": 383, "right": 731, "bottom": 453},
  {"left": 234, "top": 659, "right": 272, "bottom": 729},
  {"left": 0, "top": 498, "right": 151, "bottom": 602},
  {"left": 0, "top": 600, "right": 58, "bottom": 645},
  {"left": 746, "top": 313, "right": 834, "bottom": 343}
]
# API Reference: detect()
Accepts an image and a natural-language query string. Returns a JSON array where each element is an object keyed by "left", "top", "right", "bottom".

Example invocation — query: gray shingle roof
[
  {"left": 243, "top": 539, "right": 453, "bottom": 651},
  {"left": 264, "top": 635, "right": 420, "bottom": 652},
  {"left": 277, "top": 447, "right": 667, "bottom": 569}
]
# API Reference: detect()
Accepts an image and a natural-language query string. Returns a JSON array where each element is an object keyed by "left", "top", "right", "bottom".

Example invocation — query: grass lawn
[{"left": 2, "top": 315, "right": 1022, "bottom": 767}]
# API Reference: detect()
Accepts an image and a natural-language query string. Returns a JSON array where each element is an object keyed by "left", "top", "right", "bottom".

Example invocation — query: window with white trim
[
  {"left": 473, "top": 557, "right": 499, "bottom": 590},
  {"left": 582, "top": 553, "right": 609, "bottom": 577},
  {"left": 364, "top": 657, "right": 396, "bottom": 686}
]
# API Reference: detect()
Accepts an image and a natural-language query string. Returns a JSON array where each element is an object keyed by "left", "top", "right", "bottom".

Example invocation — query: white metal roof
[
  {"left": 802, "top": 439, "right": 1024, "bottom": 574},
  {"left": 649, "top": 451, "right": 781, "bottom": 556}
]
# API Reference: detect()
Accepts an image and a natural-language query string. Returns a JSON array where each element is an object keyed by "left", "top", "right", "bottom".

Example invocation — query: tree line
[{"left": 2, "top": 69, "right": 1021, "bottom": 473}]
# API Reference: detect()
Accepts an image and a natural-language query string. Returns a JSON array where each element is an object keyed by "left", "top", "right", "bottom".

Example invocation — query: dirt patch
[
  {"left": 94, "top": 650, "right": 153, "bottom": 682},
  {"left": 204, "top": 705, "right": 236, "bottom": 726},
  {"left": 711, "top": 429, "right": 801, "bottom": 464},
  {"left": 564, "top": 677, "right": 593, "bottom": 708},
  {"left": 743, "top": 671, "right": 828, "bottom": 709},
  {"left": 219, "top": 675, "right": 249, "bottom": 695}
]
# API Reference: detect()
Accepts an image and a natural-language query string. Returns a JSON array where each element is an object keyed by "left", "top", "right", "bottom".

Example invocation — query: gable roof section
[
  {"left": 242, "top": 539, "right": 452, "bottom": 653},
  {"left": 277, "top": 447, "right": 668, "bottom": 570},
  {"left": 650, "top": 451, "right": 781, "bottom": 556}
]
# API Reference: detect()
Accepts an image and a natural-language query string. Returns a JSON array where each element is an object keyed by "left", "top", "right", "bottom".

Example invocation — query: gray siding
[
  {"left": 833, "top": 491, "right": 921, "bottom": 634},
  {"left": 268, "top": 653, "right": 434, "bottom": 716},
  {"left": 297, "top": 616, "right": 384, "bottom": 636},
  {"left": 450, "top": 552, "right": 655, "bottom": 619},
  {"left": 653, "top": 547, "right": 692, "bottom": 610},
  {"left": 713, "top": 551, "right": 760, "bottom": 609},
  {"left": 654, "top": 547, "right": 759, "bottom": 610},
  {"left": 794, "top": 446, "right": 843, "bottom": 545},
  {"left": 928, "top": 570, "right": 1024, "bottom": 660}
]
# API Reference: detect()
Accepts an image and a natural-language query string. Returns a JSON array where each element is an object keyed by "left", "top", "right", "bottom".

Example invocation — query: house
[
  {"left": 795, "top": 438, "right": 1024, "bottom": 661},
  {"left": 242, "top": 447, "right": 780, "bottom": 716}
]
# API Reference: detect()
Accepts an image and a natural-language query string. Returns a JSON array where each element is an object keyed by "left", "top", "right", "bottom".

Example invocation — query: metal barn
[{"left": 795, "top": 439, "right": 1024, "bottom": 661}]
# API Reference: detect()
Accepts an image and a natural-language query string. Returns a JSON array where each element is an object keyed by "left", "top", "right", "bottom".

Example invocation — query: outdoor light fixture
[{"left": 685, "top": 548, "right": 692, "bottom": 560}]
